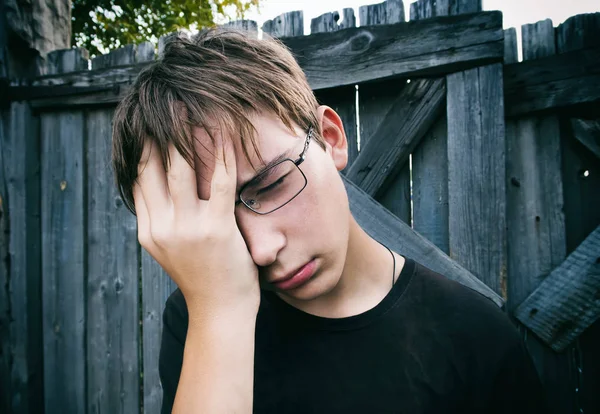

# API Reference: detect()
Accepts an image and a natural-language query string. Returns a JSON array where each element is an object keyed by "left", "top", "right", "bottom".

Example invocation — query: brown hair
[{"left": 112, "top": 28, "right": 323, "bottom": 214}]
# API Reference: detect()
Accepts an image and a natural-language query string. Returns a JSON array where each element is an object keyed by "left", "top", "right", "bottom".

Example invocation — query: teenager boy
[{"left": 112, "top": 29, "right": 546, "bottom": 413}]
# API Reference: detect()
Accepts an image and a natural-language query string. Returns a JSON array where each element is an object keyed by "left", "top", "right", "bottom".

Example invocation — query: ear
[{"left": 316, "top": 105, "right": 348, "bottom": 171}]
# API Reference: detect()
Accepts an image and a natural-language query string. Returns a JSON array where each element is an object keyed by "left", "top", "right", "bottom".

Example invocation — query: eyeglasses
[{"left": 235, "top": 128, "right": 313, "bottom": 215}]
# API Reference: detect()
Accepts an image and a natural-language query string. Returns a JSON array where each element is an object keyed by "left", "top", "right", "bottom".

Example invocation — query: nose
[{"left": 236, "top": 209, "right": 286, "bottom": 268}]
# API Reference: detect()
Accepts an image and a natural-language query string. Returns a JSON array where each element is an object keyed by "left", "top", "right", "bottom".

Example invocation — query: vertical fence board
[
  {"left": 505, "top": 19, "right": 577, "bottom": 414},
  {"left": 557, "top": 15, "right": 600, "bottom": 414},
  {"left": 262, "top": 11, "right": 303, "bottom": 38},
  {"left": 357, "top": 0, "right": 410, "bottom": 224},
  {"left": 408, "top": 0, "right": 449, "bottom": 253},
  {"left": 0, "top": 109, "right": 9, "bottom": 414},
  {"left": 41, "top": 48, "right": 88, "bottom": 414},
  {"left": 3, "top": 103, "right": 43, "bottom": 414},
  {"left": 412, "top": 116, "right": 449, "bottom": 253},
  {"left": 504, "top": 28, "right": 518, "bottom": 64},
  {"left": 445, "top": 0, "right": 507, "bottom": 295},
  {"left": 41, "top": 110, "right": 86, "bottom": 413},
  {"left": 87, "top": 109, "right": 140, "bottom": 414},
  {"left": 447, "top": 63, "right": 506, "bottom": 295},
  {"left": 312, "top": 10, "right": 358, "bottom": 171}
]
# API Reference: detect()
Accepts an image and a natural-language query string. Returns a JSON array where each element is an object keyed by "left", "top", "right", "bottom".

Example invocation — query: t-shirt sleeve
[{"left": 159, "top": 290, "right": 188, "bottom": 414}]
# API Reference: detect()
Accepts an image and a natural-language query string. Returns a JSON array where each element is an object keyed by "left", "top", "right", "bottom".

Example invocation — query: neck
[{"left": 277, "top": 217, "right": 404, "bottom": 318}]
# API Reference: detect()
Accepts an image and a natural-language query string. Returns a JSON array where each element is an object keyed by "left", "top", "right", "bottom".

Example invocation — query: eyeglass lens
[{"left": 240, "top": 160, "right": 307, "bottom": 214}]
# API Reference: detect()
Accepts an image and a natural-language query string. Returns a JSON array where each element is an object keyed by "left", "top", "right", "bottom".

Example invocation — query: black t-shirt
[{"left": 159, "top": 258, "right": 547, "bottom": 413}]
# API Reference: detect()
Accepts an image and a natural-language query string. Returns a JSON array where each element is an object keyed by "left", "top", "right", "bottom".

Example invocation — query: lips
[{"left": 270, "top": 259, "right": 317, "bottom": 291}]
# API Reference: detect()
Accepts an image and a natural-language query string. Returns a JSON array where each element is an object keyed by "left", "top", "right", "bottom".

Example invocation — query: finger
[
  {"left": 167, "top": 142, "right": 199, "bottom": 215},
  {"left": 133, "top": 183, "right": 153, "bottom": 251},
  {"left": 208, "top": 137, "right": 237, "bottom": 216},
  {"left": 137, "top": 139, "right": 170, "bottom": 220}
]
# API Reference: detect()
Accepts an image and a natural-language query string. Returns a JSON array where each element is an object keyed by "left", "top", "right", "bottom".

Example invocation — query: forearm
[{"left": 172, "top": 311, "right": 257, "bottom": 414}]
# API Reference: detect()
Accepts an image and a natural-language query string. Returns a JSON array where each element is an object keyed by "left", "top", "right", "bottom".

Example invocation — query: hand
[{"left": 134, "top": 137, "right": 260, "bottom": 320}]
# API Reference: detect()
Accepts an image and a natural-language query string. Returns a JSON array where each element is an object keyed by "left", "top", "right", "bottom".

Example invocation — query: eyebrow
[{"left": 237, "top": 148, "right": 296, "bottom": 192}]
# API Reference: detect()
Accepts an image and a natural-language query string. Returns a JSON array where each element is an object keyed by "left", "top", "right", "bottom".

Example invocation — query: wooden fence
[{"left": 1, "top": 0, "right": 599, "bottom": 413}]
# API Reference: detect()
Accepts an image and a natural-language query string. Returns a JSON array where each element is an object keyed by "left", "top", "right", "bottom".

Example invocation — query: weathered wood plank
[
  {"left": 515, "top": 226, "right": 600, "bottom": 352},
  {"left": 0, "top": 110, "right": 9, "bottom": 414},
  {"left": 447, "top": 64, "right": 506, "bottom": 295},
  {"left": 504, "top": 47, "right": 600, "bottom": 116},
  {"left": 311, "top": 10, "right": 358, "bottom": 171},
  {"left": 41, "top": 50, "right": 86, "bottom": 414},
  {"left": 571, "top": 118, "right": 600, "bottom": 160},
  {"left": 504, "top": 28, "right": 518, "bottom": 64},
  {"left": 410, "top": 0, "right": 481, "bottom": 18},
  {"left": 347, "top": 78, "right": 445, "bottom": 197},
  {"left": 262, "top": 11, "right": 304, "bottom": 38},
  {"left": 343, "top": 175, "right": 504, "bottom": 307},
  {"left": 46, "top": 48, "right": 89, "bottom": 75},
  {"left": 41, "top": 110, "right": 86, "bottom": 413},
  {"left": 556, "top": 13, "right": 600, "bottom": 53},
  {"left": 142, "top": 250, "right": 177, "bottom": 413},
  {"left": 406, "top": 0, "right": 450, "bottom": 253},
  {"left": 359, "top": 0, "right": 404, "bottom": 25},
  {"left": 91, "top": 42, "right": 155, "bottom": 70},
  {"left": 222, "top": 19, "right": 259, "bottom": 34},
  {"left": 558, "top": 14, "right": 600, "bottom": 414},
  {"left": 2, "top": 102, "right": 43, "bottom": 414},
  {"left": 86, "top": 109, "right": 140, "bottom": 414},
  {"left": 412, "top": 116, "right": 449, "bottom": 253},
  {"left": 31, "top": 12, "right": 504, "bottom": 93},
  {"left": 356, "top": 0, "right": 409, "bottom": 221}
]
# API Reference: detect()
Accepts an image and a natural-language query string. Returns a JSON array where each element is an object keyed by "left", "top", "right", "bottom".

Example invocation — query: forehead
[{"left": 191, "top": 114, "right": 304, "bottom": 193}]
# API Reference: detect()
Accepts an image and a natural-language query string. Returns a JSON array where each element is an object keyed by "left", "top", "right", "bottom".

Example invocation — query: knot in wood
[
  {"left": 350, "top": 32, "right": 372, "bottom": 53},
  {"left": 114, "top": 279, "right": 124, "bottom": 293}
]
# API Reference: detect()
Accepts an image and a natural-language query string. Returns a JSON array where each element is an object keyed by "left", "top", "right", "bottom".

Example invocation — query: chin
[{"left": 278, "top": 271, "right": 340, "bottom": 302}]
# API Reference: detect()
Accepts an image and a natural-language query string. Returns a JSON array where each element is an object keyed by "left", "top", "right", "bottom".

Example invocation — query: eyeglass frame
[{"left": 235, "top": 127, "right": 314, "bottom": 215}]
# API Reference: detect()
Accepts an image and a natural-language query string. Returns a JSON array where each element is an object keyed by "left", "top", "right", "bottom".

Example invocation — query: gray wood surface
[
  {"left": 347, "top": 78, "right": 445, "bottom": 197},
  {"left": 447, "top": 64, "right": 506, "bottom": 295},
  {"left": 311, "top": 10, "right": 358, "bottom": 172},
  {"left": 506, "top": 19, "right": 564, "bottom": 313},
  {"left": 504, "top": 21, "right": 574, "bottom": 414},
  {"left": 0, "top": 111, "right": 9, "bottom": 414},
  {"left": 41, "top": 110, "right": 86, "bottom": 414},
  {"left": 504, "top": 28, "right": 518, "bottom": 64},
  {"left": 222, "top": 19, "right": 259, "bottom": 34},
  {"left": 86, "top": 108, "right": 140, "bottom": 414},
  {"left": 412, "top": 116, "right": 449, "bottom": 253},
  {"left": 41, "top": 49, "right": 86, "bottom": 414},
  {"left": 262, "top": 11, "right": 304, "bottom": 38},
  {"left": 46, "top": 48, "right": 89, "bottom": 75},
  {"left": 31, "top": 12, "right": 504, "bottom": 94},
  {"left": 2, "top": 102, "right": 43, "bottom": 414},
  {"left": 356, "top": 0, "right": 408, "bottom": 222},
  {"left": 343, "top": 175, "right": 503, "bottom": 307},
  {"left": 515, "top": 226, "right": 600, "bottom": 351},
  {"left": 359, "top": 0, "right": 404, "bottom": 26},
  {"left": 406, "top": 0, "right": 450, "bottom": 254},
  {"left": 571, "top": 118, "right": 600, "bottom": 159},
  {"left": 503, "top": 47, "right": 600, "bottom": 117},
  {"left": 557, "top": 20, "right": 600, "bottom": 414},
  {"left": 556, "top": 13, "right": 600, "bottom": 53}
]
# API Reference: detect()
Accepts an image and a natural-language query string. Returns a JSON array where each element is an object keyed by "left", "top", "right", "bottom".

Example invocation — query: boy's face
[{"left": 193, "top": 109, "right": 351, "bottom": 302}]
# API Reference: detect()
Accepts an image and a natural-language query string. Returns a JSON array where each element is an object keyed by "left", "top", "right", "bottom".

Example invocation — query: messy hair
[{"left": 112, "top": 28, "right": 323, "bottom": 214}]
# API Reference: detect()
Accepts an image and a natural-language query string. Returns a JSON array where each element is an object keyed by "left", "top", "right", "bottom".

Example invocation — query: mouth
[{"left": 270, "top": 259, "right": 317, "bottom": 291}]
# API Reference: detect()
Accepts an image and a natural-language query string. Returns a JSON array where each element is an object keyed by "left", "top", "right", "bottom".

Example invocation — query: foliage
[{"left": 72, "top": 0, "right": 260, "bottom": 56}]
